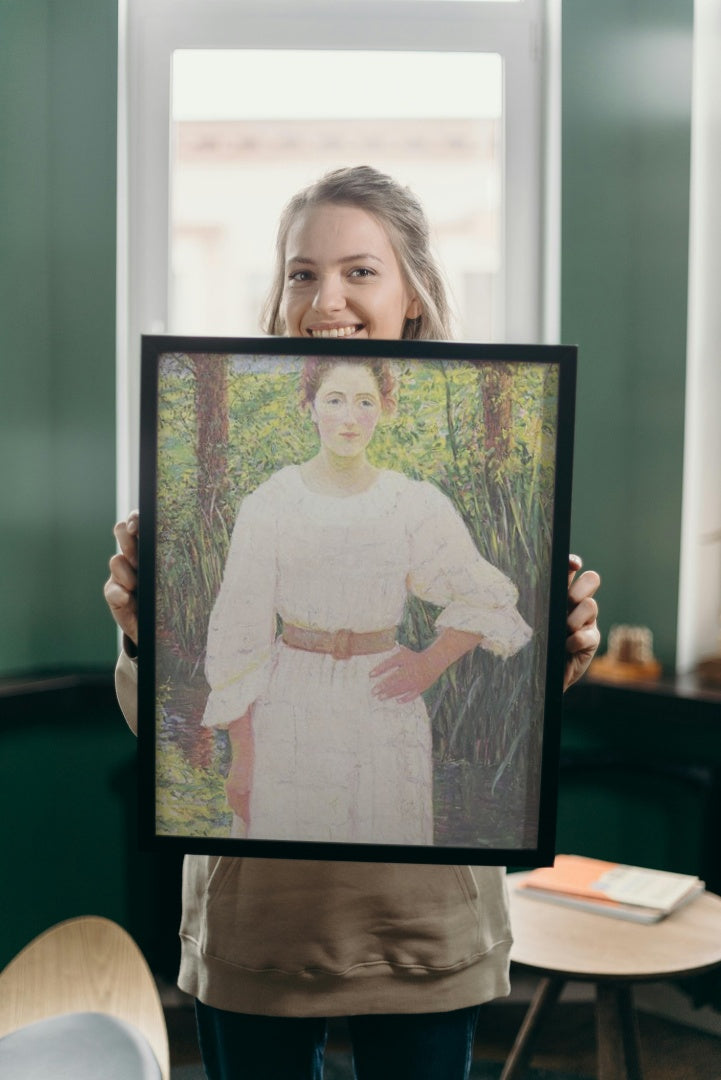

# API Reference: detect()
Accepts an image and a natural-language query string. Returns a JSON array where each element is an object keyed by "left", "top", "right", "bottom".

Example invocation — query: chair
[{"left": 0, "top": 915, "right": 170, "bottom": 1079}]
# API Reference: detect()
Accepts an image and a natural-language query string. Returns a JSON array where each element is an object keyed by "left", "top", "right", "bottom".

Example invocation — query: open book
[{"left": 515, "top": 854, "right": 705, "bottom": 923}]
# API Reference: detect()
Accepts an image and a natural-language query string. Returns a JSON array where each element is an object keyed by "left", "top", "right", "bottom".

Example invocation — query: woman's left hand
[
  {"left": 565, "top": 554, "right": 601, "bottom": 691},
  {"left": 370, "top": 646, "right": 439, "bottom": 704},
  {"left": 369, "top": 628, "right": 483, "bottom": 704}
]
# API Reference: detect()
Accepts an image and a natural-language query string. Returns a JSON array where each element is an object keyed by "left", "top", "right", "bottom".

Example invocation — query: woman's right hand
[{"left": 104, "top": 510, "right": 139, "bottom": 646}]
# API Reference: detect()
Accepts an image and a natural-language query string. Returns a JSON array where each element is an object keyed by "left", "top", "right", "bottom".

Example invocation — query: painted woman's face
[
  {"left": 311, "top": 363, "right": 383, "bottom": 459},
  {"left": 281, "top": 203, "right": 421, "bottom": 340}
]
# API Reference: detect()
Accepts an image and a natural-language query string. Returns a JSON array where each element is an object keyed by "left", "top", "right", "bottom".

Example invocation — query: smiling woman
[
  {"left": 263, "top": 166, "right": 450, "bottom": 341},
  {"left": 282, "top": 205, "right": 421, "bottom": 340}
]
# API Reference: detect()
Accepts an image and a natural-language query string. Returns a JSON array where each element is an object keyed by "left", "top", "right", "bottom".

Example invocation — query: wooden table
[{"left": 503, "top": 873, "right": 721, "bottom": 1080}]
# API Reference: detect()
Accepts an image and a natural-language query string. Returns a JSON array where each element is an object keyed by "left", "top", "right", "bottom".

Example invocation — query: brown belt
[{"left": 281, "top": 624, "right": 397, "bottom": 661}]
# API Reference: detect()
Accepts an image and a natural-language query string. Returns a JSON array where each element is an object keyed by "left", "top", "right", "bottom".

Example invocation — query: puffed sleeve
[
  {"left": 406, "top": 480, "right": 533, "bottom": 659},
  {"left": 201, "top": 480, "right": 278, "bottom": 729}
]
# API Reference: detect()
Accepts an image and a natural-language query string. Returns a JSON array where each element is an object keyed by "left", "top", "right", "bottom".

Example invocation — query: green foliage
[
  {"left": 156, "top": 738, "right": 231, "bottom": 837},
  {"left": 154, "top": 354, "right": 560, "bottom": 800},
  {"left": 391, "top": 361, "right": 558, "bottom": 792}
]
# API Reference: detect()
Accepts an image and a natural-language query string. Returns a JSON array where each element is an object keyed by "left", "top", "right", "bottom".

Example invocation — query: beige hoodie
[{"left": 116, "top": 650, "right": 512, "bottom": 1016}]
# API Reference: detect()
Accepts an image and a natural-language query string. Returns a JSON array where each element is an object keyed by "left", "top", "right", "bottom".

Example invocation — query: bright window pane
[{"left": 170, "top": 49, "right": 503, "bottom": 340}]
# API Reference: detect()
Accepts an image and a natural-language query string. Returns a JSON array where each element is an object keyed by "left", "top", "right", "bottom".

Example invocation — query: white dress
[{"left": 202, "top": 466, "right": 532, "bottom": 846}]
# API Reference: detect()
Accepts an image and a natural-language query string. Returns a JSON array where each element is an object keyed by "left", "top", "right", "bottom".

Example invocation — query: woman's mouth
[{"left": 307, "top": 324, "right": 363, "bottom": 339}]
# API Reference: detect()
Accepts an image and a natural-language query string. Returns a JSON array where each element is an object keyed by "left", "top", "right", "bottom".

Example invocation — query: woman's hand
[
  {"left": 370, "top": 647, "right": 439, "bottom": 704},
  {"left": 103, "top": 510, "right": 140, "bottom": 646},
  {"left": 565, "top": 554, "right": 601, "bottom": 691},
  {"left": 226, "top": 710, "right": 254, "bottom": 828},
  {"left": 370, "top": 629, "right": 482, "bottom": 704}
]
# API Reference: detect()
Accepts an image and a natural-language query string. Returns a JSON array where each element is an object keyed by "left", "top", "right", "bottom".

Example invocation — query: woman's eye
[
  {"left": 288, "top": 270, "right": 313, "bottom": 283},
  {"left": 349, "top": 267, "right": 374, "bottom": 279}
]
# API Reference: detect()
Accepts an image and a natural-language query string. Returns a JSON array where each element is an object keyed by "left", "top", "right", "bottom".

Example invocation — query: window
[
  {"left": 169, "top": 49, "right": 503, "bottom": 340},
  {"left": 118, "top": 0, "right": 556, "bottom": 509}
]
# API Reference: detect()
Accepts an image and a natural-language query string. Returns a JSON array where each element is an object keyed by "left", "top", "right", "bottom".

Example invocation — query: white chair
[{"left": 0, "top": 915, "right": 170, "bottom": 1079}]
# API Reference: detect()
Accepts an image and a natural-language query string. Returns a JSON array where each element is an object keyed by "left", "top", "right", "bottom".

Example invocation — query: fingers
[
  {"left": 564, "top": 559, "right": 601, "bottom": 688},
  {"left": 370, "top": 647, "right": 437, "bottom": 703},
  {"left": 105, "top": 511, "right": 140, "bottom": 644},
  {"left": 108, "top": 550, "right": 137, "bottom": 592},
  {"left": 566, "top": 623, "right": 601, "bottom": 658},
  {"left": 103, "top": 576, "right": 134, "bottom": 619},
  {"left": 371, "top": 667, "right": 409, "bottom": 701},
  {"left": 113, "top": 510, "right": 139, "bottom": 568},
  {"left": 568, "top": 568, "right": 601, "bottom": 609},
  {"left": 103, "top": 576, "right": 139, "bottom": 643},
  {"left": 372, "top": 674, "right": 420, "bottom": 704},
  {"left": 370, "top": 648, "right": 420, "bottom": 702},
  {"left": 566, "top": 592, "right": 599, "bottom": 636},
  {"left": 567, "top": 553, "right": 583, "bottom": 586}
]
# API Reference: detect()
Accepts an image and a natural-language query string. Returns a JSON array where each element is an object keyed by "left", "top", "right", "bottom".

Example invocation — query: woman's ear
[{"left": 406, "top": 296, "right": 423, "bottom": 320}]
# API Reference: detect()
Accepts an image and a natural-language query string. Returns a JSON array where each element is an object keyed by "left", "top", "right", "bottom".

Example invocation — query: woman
[
  {"left": 106, "top": 166, "right": 601, "bottom": 1080},
  {"left": 203, "top": 354, "right": 532, "bottom": 846}
]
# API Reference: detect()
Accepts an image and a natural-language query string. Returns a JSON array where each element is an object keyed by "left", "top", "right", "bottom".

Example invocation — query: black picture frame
[{"left": 138, "top": 335, "right": 576, "bottom": 865}]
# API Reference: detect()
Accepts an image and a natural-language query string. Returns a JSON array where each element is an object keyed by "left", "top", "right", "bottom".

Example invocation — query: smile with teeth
[{"left": 308, "top": 325, "right": 363, "bottom": 338}]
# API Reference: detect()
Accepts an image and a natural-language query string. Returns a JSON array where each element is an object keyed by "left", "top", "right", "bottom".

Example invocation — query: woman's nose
[{"left": 312, "top": 274, "right": 345, "bottom": 314}]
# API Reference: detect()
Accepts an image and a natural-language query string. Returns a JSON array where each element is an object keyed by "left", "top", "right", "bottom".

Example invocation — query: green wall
[
  {"left": 0, "top": 0, "right": 119, "bottom": 675},
  {"left": 562, "top": 0, "right": 693, "bottom": 669},
  {"left": 0, "top": 0, "right": 132, "bottom": 970}
]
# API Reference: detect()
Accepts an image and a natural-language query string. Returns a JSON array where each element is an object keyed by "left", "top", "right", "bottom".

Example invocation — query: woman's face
[
  {"left": 281, "top": 203, "right": 421, "bottom": 340},
  {"left": 311, "top": 363, "right": 383, "bottom": 458}
]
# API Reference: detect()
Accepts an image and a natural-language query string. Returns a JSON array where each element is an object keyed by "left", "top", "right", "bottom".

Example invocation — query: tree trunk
[
  {"left": 192, "top": 354, "right": 229, "bottom": 525},
  {"left": 481, "top": 362, "right": 513, "bottom": 465}
]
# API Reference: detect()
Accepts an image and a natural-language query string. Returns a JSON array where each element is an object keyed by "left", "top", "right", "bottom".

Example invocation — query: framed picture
[{"left": 138, "top": 335, "right": 576, "bottom": 865}]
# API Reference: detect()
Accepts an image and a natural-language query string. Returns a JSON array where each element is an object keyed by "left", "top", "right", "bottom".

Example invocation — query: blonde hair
[{"left": 262, "top": 166, "right": 453, "bottom": 341}]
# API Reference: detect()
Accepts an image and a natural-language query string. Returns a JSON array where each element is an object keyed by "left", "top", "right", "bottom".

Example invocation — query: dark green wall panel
[
  {"left": 0, "top": 0, "right": 118, "bottom": 675},
  {"left": 562, "top": 1, "right": 693, "bottom": 669},
  {"left": 0, "top": 681, "right": 184, "bottom": 976}
]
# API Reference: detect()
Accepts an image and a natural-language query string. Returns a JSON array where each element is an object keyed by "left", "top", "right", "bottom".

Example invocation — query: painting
[{"left": 137, "top": 335, "right": 576, "bottom": 865}]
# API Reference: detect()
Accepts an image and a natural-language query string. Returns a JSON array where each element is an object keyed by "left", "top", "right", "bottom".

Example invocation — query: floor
[{"left": 164, "top": 977, "right": 721, "bottom": 1079}]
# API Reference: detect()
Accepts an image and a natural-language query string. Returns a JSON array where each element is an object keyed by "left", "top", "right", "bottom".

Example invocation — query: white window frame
[
  {"left": 677, "top": 0, "right": 721, "bottom": 674},
  {"left": 117, "top": 0, "right": 558, "bottom": 511}
]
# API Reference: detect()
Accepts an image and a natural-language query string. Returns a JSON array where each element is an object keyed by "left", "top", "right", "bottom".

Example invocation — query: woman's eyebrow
[
  {"left": 321, "top": 390, "right": 379, "bottom": 400},
  {"left": 339, "top": 253, "right": 384, "bottom": 265},
  {"left": 286, "top": 253, "right": 384, "bottom": 266}
]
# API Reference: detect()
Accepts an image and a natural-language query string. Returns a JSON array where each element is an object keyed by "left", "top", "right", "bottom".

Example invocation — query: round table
[{"left": 503, "top": 872, "right": 721, "bottom": 1080}]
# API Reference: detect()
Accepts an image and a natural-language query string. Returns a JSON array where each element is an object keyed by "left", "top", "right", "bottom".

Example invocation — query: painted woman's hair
[
  {"left": 262, "top": 165, "right": 454, "bottom": 341},
  {"left": 299, "top": 358, "right": 398, "bottom": 415}
]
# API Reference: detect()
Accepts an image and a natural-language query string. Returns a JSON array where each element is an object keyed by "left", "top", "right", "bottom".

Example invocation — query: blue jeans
[{"left": 195, "top": 1000, "right": 481, "bottom": 1080}]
